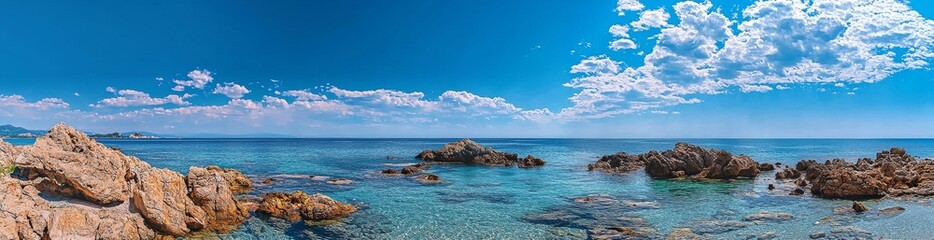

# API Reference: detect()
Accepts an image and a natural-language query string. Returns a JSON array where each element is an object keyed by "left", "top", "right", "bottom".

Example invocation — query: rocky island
[
  {"left": 416, "top": 139, "right": 545, "bottom": 168},
  {"left": 0, "top": 124, "right": 355, "bottom": 239},
  {"left": 784, "top": 147, "right": 934, "bottom": 199},
  {"left": 588, "top": 142, "right": 762, "bottom": 179}
]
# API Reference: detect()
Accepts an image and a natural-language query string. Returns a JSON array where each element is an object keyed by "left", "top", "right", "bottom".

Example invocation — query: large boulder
[
  {"left": 698, "top": 150, "right": 760, "bottom": 179},
  {"left": 0, "top": 139, "right": 16, "bottom": 168},
  {"left": 794, "top": 147, "right": 934, "bottom": 199},
  {"left": 257, "top": 191, "right": 357, "bottom": 222},
  {"left": 129, "top": 167, "right": 207, "bottom": 236},
  {"left": 587, "top": 152, "right": 644, "bottom": 173},
  {"left": 187, "top": 166, "right": 250, "bottom": 231},
  {"left": 416, "top": 139, "right": 519, "bottom": 166},
  {"left": 13, "top": 123, "right": 142, "bottom": 205},
  {"left": 643, "top": 143, "right": 715, "bottom": 178}
]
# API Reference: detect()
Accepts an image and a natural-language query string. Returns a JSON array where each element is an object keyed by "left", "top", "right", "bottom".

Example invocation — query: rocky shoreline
[
  {"left": 588, "top": 142, "right": 762, "bottom": 179},
  {"left": 0, "top": 124, "right": 356, "bottom": 239}
]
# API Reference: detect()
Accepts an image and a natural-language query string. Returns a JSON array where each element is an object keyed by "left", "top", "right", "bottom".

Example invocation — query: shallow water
[{"left": 8, "top": 138, "right": 934, "bottom": 239}]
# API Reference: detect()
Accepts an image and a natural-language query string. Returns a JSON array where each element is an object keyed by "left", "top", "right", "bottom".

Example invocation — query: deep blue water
[{"left": 7, "top": 138, "right": 934, "bottom": 239}]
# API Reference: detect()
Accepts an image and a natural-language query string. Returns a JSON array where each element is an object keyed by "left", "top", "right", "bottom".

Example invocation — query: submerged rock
[
  {"left": 687, "top": 220, "right": 752, "bottom": 235},
  {"left": 743, "top": 211, "right": 794, "bottom": 222},
  {"left": 416, "top": 174, "right": 442, "bottom": 184},
  {"left": 416, "top": 139, "right": 519, "bottom": 166},
  {"left": 667, "top": 228, "right": 704, "bottom": 240},
  {"left": 381, "top": 169, "right": 400, "bottom": 175},
  {"left": 400, "top": 166, "right": 422, "bottom": 175},
  {"left": 327, "top": 178, "right": 355, "bottom": 185},
  {"left": 257, "top": 191, "right": 357, "bottom": 222},
  {"left": 518, "top": 155, "right": 546, "bottom": 168},
  {"left": 851, "top": 201, "right": 869, "bottom": 213}
]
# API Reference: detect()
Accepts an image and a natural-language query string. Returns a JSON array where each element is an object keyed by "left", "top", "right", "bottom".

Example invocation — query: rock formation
[
  {"left": 518, "top": 155, "right": 545, "bottom": 168},
  {"left": 257, "top": 191, "right": 357, "bottom": 222},
  {"left": 416, "top": 139, "right": 521, "bottom": 166},
  {"left": 790, "top": 147, "right": 934, "bottom": 199},
  {"left": 0, "top": 123, "right": 261, "bottom": 238},
  {"left": 589, "top": 143, "right": 762, "bottom": 179}
]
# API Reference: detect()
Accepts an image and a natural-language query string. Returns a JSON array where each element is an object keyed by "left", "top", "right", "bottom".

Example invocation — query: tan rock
[
  {"left": 130, "top": 166, "right": 207, "bottom": 236},
  {"left": 204, "top": 165, "right": 252, "bottom": 194},
  {"left": 48, "top": 207, "right": 154, "bottom": 240},
  {"left": 257, "top": 191, "right": 357, "bottom": 222},
  {"left": 187, "top": 166, "right": 249, "bottom": 232},
  {"left": 13, "top": 123, "right": 142, "bottom": 205}
]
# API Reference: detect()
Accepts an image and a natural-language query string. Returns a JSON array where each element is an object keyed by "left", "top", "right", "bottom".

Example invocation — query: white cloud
[
  {"left": 739, "top": 84, "right": 773, "bottom": 93},
  {"left": 106, "top": 87, "right": 116, "bottom": 93},
  {"left": 631, "top": 8, "right": 671, "bottom": 31},
  {"left": 93, "top": 89, "right": 193, "bottom": 107},
  {"left": 73, "top": 92, "right": 80, "bottom": 97},
  {"left": 262, "top": 96, "right": 290, "bottom": 108},
  {"left": 172, "top": 69, "right": 214, "bottom": 91},
  {"left": 439, "top": 91, "right": 521, "bottom": 115},
  {"left": 570, "top": 56, "right": 620, "bottom": 74},
  {"left": 609, "top": 25, "right": 638, "bottom": 50},
  {"left": 562, "top": 0, "right": 934, "bottom": 119},
  {"left": 282, "top": 90, "right": 328, "bottom": 101},
  {"left": 330, "top": 87, "right": 436, "bottom": 109},
  {"left": 775, "top": 85, "right": 791, "bottom": 90},
  {"left": 0, "top": 95, "right": 69, "bottom": 110},
  {"left": 616, "top": 0, "right": 645, "bottom": 15},
  {"left": 834, "top": 83, "right": 846, "bottom": 87},
  {"left": 213, "top": 82, "right": 250, "bottom": 98}
]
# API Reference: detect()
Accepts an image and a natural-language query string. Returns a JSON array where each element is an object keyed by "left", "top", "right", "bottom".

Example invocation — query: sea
[{"left": 6, "top": 138, "right": 934, "bottom": 239}]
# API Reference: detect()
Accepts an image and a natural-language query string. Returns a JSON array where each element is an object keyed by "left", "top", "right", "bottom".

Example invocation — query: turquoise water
[{"left": 7, "top": 138, "right": 934, "bottom": 239}]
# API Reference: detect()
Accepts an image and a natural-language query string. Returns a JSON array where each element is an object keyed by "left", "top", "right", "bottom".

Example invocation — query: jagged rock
[
  {"left": 381, "top": 169, "right": 399, "bottom": 175},
  {"left": 13, "top": 123, "right": 142, "bottom": 205},
  {"left": 698, "top": 150, "right": 760, "bottom": 179},
  {"left": 852, "top": 201, "right": 869, "bottom": 213},
  {"left": 790, "top": 188, "right": 805, "bottom": 195},
  {"left": 775, "top": 168, "right": 801, "bottom": 180},
  {"left": 810, "top": 168, "right": 888, "bottom": 198},
  {"left": 517, "top": 155, "right": 545, "bottom": 168},
  {"left": 130, "top": 167, "right": 207, "bottom": 236},
  {"left": 767, "top": 184, "right": 775, "bottom": 190},
  {"left": 795, "top": 178, "right": 808, "bottom": 187},
  {"left": 0, "top": 139, "right": 16, "bottom": 168},
  {"left": 758, "top": 163, "right": 775, "bottom": 171},
  {"left": 187, "top": 166, "right": 250, "bottom": 232},
  {"left": 401, "top": 166, "right": 422, "bottom": 175},
  {"left": 257, "top": 191, "right": 357, "bottom": 222},
  {"left": 587, "top": 152, "right": 644, "bottom": 173},
  {"left": 416, "top": 139, "right": 519, "bottom": 166}
]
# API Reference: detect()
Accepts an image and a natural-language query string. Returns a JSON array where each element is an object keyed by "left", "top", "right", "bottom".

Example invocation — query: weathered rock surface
[
  {"left": 257, "top": 191, "right": 357, "bottom": 222},
  {"left": 757, "top": 162, "right": 775, "bottom": 171},
  {"left": 187, "top": 166, "right": 250, "bottom": 232},
  {"left": 13, "top": 123, "right": 139, "bottom": 205},
  {"left": 793, "top": 147, "right": 934, "bottom": 199},
  {"left": 851, "top": 201, "right": 869, "bottom": 213},
  {"left": 416, "top": 139, "right": 520, "bottom": 166},
  {"left": 590, "top": 143, "right": 762, "bottom": 179},
  {"left": 400, "top": 166, "right": 422, "bottom": 175},
  {"left": 0, "top": 139, "right": 15, "bottom": 168},
  {"left": 517, "top": 155, "right": 545, "bottom": 168},
  {"left": 416, "top": 174, "right": 442, "bottom": 184},
  {"left": 130, "top": 167, "right": 207, "bottom": 236},
  {"left": 0, "top": 123, "right": 254, "bottom": 238},
  {"left": 775, "top": 168, "right": 801, "bottom": 180}
]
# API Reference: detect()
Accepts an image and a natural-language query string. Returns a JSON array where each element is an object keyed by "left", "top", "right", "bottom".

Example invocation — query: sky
[{"left": 1, "top": 0, "right": 933, "bottom": 138}]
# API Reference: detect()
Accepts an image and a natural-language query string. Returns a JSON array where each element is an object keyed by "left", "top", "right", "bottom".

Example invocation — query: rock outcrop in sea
[
  {"left": 257, "top": 191, "right": 357, "bottom": 222},
  {"left": 0, "top": 123, "right": 355, "bottom": 239},
  {"left": 416, "top": 139, "right": 545, "bottom": 167},
  {"left": 784, "top": 147, "right": 934, "bottom": 199},
  {"left": 588, "top": 143, "right": 762, "bottom": 179}
]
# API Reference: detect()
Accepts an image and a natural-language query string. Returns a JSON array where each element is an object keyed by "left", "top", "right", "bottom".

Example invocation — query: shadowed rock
[
  {"left": 518, "top": 155, "right": 546, "bottom": 168},
  {"left": 590, "top": 143, "right": 761, "bottom": 179},
  {"left": 416, "top": 139, "right": 519, "bottom": 166},
  {"left": 187, "top": 166, "right": 250, "bottom": 232}
]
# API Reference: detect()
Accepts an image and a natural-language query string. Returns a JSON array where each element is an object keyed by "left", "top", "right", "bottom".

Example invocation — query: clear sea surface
[{"left": 7, "top": 138, "right": 934, "bottom": 239}]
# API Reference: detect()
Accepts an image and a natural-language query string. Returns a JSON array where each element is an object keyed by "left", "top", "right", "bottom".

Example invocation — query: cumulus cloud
[
  {"left": 616, "top": 0, "right": 644, "bottom": 15},
  {"left": 563, "top": 0, "right": 934, "bottom": 119},
  {"left": 282, "top": 90, "right": 328, "bottom": 101},
  {"left": 213, "top": 82, "right": 250, "bottom": 98},
  {"left": 0, "top": 95, "right": 69, "bottom": 110},
  {"left": 609, "top": 25, "right": 638, "bottom": 50},
  {"left": 92, "top": 89, "right": 193, "bottom": 107},
  {"left": 570, "top": 56, "right": 620, "bottom": 74},
  {"left": 631, "top": 8, "right": 671, "bottom": 31},
  {"left": 172, "top": 69, "right": 214, "bottom": 91},
  {"left": 330, "top": 87, "right": 436, "bottom": 109}
]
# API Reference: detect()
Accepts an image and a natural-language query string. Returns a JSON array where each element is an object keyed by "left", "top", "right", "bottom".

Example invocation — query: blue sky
[{"left": 1, "top": 0, "right": 933, "bottom": 138}]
